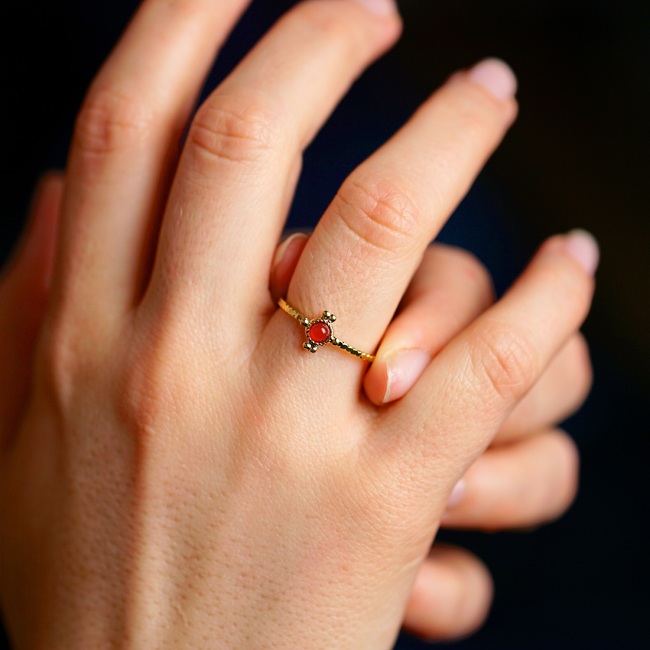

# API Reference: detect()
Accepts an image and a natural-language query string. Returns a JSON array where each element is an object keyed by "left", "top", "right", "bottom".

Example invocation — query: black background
[{"left": 3, "top": 1, "right": 649, "bottom": 648}]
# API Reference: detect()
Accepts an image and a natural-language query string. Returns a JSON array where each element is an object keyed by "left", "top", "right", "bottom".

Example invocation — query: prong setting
[{"left": 278, "top": 298, "right": 375, "bottom": 362}]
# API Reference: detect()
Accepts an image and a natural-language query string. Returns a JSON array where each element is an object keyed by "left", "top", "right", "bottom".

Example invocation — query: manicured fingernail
[
  {"left": 383, "top": 349, "right": 430, "bottom": 403},
  {"left": 446, "top": 478, "right": 466, "bottom": 510},
  {"left": 348, "top": 0, "right": 398, "bottom": 17},
  {"left": 468, "top": 58, "right": 518, "bottom": 100},
  {"left": 564, "top": 229, "right": 600, "bottom": 275},
  {"left": 272, "top": 232, "right": 308, "bottom": 272}
]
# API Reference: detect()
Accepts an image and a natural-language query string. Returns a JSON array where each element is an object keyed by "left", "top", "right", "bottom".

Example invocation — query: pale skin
[{"left": 0, "top": 0, "right": 597, "bottom": 647}]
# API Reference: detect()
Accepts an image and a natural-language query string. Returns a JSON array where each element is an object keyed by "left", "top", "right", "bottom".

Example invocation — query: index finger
[{"left": 383, "top": 230, "right": 598, "bottom": 484}]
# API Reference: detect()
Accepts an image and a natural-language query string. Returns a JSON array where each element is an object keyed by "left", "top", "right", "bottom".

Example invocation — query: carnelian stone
[{"left": 308, "top": 321, "right": 331, "bottom": 344}]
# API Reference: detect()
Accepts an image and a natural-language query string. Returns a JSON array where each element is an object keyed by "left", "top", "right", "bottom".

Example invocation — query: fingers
[
  {"left": 496, "top": 332, "right": 593, "bottom": 443},
  {"left": 284, "top": 58, "right": 517, "bottom": 362},
  {"left": 441, "top": 430, "right": 579, "bottom": 530},
  {"left": 385, "top": 230, "right": 597, "bottom": 488},
  {"left": 56, "top": 0, "right": 253, "bottom": 316},
  {"left": 364, "top": 244, "right": 494, "bottom": 404},
  {"left": 0, "top": 173, "right": 63, "bottom": 445},
  {"left": 403, "top": 545, "right": 492, "bottom": 641},
  {"left": 270, "top": 232, "right": 310, "bottom": 303},
  {"left": 150, "top": 0, "right": 401, "bottom": 327}
]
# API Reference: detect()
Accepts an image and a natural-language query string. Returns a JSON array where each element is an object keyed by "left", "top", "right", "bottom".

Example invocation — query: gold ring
[{"left": 278, "top": 298, "right": 375, "bottom": 362}]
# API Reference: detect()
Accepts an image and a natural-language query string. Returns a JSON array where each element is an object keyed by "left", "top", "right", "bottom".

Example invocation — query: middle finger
[
  {"left": 279, "top": 59, "right": 517, "bottom": 368},
  {"left": 148, "top": 0, "right": 401, "bottom": 328}
]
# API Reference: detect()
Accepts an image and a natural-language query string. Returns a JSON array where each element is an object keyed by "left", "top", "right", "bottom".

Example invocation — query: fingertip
[
  {"left": 564, "top": 229, "right": 600, "bottom": 276},
  {"left": 467, "top": 57, "right": 518, "bottom": 101},
  {"left": 445, "top": 477, "right": 467, "bottom": 510},
  {"left": 270, "top": 232, "right": 309, "bottom": 302},
  {"left": 404, "top": 546, "right": 493, "bottom": 641},
  {"left": 4, "top": 171, "right": 64, "bottom": 286},
  {"left": 346, "top": 0, "right": 399, "bottom": 18},
  {"left": 383, "top": 349, "right": 430, "bottom": 403},
  {"left": 363, "top": 358, "right": 389, "bottom": 406},
  {"left": 539, "top": 230, "right": 600, "bottom": 277},
  {"left": 550, "top": 429, "right": 580, "bottom": 515},
  {"left": 364, "top": 348, "right": 430, "bottom": 405}
]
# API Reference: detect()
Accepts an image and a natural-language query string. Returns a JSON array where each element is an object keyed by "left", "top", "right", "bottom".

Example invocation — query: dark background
[{"left": 3, "top": 0, "right": 649, "bottom": 648}]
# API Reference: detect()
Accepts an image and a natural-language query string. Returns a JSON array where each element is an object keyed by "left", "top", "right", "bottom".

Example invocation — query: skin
[{"left": 0, "top": 1, "right": 596, "bottom": 648}]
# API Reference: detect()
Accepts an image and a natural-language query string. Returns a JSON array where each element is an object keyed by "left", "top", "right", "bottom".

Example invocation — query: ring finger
[
  {"left": 273, "top": 58, "right": 517, "bottom": 384},
  {"left": 270, "top": 238, "right": 495, "bottom": 401},
  {"left": 269, "top": 233, "right": 592, "bottom": 438}
]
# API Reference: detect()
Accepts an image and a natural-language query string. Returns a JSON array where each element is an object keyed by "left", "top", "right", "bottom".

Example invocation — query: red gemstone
[{"left": 308, "top": 321, "right": 331, "bottom": 344}]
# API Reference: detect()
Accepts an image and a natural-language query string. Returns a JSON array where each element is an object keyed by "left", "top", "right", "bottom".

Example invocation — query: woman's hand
[
  {"left": 0, "top": 1, "right": 597, "bottom": 648},
  {"left": 271, "top": 234, "right": 594, "bottom": 640}
]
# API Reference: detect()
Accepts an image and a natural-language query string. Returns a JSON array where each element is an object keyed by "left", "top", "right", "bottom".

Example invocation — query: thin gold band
[{"left": 278, "top": 298, "right": 375, "bottom": 362}]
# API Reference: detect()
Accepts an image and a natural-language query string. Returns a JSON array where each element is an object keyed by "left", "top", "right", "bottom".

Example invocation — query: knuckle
[
  {"left": 118, "top": 364, "right": 172, "bottom": 442},
  {"left": 470, "top": 324, "right": 538, "bottom": 404},
  {"left": 74, "top": 87, "right": 154, "bottom": 157},
  {"left": 117, "top": 331, "right": 192, "bottom": 439},
  {"left": 188, "top": 94, "right": 282, "bottom": 166},
  {"left": 33, "top": 313, "right": 108, "bottom": 416},
  {"left": 331, "top": 175, "right": 422, "bottom": 255},
  {"left": 34, "top": 320, "right": 80, "bottom": 410}
]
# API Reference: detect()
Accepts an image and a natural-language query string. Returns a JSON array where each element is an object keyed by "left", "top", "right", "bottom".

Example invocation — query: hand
[
  {"left": 272, "top": 234, "right": 594, "bottom": 640},
  {"left": 0, "top": 1, "right": 597, "bottom": 649}
]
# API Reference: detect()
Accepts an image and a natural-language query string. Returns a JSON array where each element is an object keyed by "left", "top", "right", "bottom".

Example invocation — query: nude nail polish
[
  {"left": 272, "top": 232, "right": 308, "bottom": 273},
  {"left": 383, "top": 349, "right": 430, "bottom": 403},
  {"left": 348, "top": 0, "right": 398, "bottom": 17},
  {"left": 468, "top": 58, "right": 518, "bottom": 100},
  {"left": 446, "top": 478, "right": 466, "bottom": 510},
  {"left": 564, "top": 229, "right": 600, "bottom": 275}
]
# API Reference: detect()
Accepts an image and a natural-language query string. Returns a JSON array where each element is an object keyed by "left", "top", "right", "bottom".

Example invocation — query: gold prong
[{"left": 279, "top": 299, "right": 373, "bottom": 361}]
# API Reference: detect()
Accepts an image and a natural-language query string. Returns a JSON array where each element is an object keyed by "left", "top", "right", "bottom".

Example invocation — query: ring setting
[
  {"left": 278, "top": 299, "right": 375, "bottom": 362},
  {"left": 304, "top": 312, "right": 335, "bottom": 352}
]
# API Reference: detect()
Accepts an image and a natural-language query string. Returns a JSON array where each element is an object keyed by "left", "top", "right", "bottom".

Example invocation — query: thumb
[{"left": 0, "top": 172, "right": 63, "bottom": 447}]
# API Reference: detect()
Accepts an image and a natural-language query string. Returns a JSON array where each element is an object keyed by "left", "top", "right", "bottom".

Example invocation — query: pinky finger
[{"left": 403, "top": 545, "right": 493, "bottom": 641}]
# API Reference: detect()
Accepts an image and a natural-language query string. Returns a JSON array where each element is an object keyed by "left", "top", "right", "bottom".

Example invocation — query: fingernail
[
  {"left": 272, "top": 232, "right": 308, "bottom": 272},
  {"left": 446, "top": 478, "right": 466, "bottom": 510},
  {"left": 348, "top": 0, "right": 398, "bottom": 17},
  {"left": 468, "top": 58, "right": 518, "bottom": 100},
  {"left": 383, "top": 349, "right": 430, "bottom": 403},
  {"left": 564, "top": 229, "right": 600, "bottom": 275}
]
